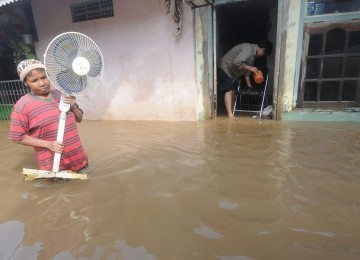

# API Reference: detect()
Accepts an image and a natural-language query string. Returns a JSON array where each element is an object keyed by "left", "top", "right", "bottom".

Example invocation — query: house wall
[
  {"left": 279, "top": 0, "right": 360, "bottom": 122},
  {"left": 273, "top": 0, "right": 301, "bottom": 119},
  {"left": 31, "top": 0, "right": 198, "bottom": 121},
  {"left": 194, "top": 7, "right": 214, "bottom": 120},
  {"left": 279, "top": 0, "right": 301, "bottom": 113},
  {"left": 267, "top": 7, "right": 278, "bottom": 95}
]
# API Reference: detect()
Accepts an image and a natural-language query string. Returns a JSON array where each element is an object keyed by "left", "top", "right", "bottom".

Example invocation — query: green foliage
[
  {"left": 8, "top": 38, "right": 36, "bottom": 66},
  {"left": 4, "top": 23, "right": 37, "bottom": 66}
]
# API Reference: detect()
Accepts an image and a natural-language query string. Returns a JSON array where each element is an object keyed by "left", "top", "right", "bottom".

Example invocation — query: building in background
[{"left": 0, "top": 0, "right": 359, "bottom": 122}]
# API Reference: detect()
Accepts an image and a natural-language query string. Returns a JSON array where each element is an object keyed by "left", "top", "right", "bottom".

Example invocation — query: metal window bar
[
  {"left": 0, "top": 80, "right": 29, "bottom": 120},
  {"left": 300, "top": 23, "right": 360, "bottom": 108},
  {"left": 232, "top": 74, "right": 269, "bottom": 118}
]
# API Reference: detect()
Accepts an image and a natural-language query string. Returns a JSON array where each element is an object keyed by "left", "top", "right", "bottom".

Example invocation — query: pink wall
[{"left": 31, "top": 0, "right": 197, "bottom": 121}]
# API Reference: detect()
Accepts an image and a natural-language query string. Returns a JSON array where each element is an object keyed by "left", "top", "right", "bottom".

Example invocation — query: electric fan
[{"left": 44, "top": 32, "right": 104, "bottom": 174}]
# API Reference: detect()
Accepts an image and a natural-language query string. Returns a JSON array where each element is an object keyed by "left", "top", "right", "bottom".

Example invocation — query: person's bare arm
[
  {"left": 15, "top": 135, "right": 64, "bottom": 153},
  {"left": 64, "top": 95, "right": 83, "bottom": 122},
  {"left": 70, "top": 104, "right": 83, "bottom": 122},
  {"left": 245, "top": 75, "right": 252, "bottom": 88},
  {"left": 243, "top": 64, "right": 258, "bottom": 73}
]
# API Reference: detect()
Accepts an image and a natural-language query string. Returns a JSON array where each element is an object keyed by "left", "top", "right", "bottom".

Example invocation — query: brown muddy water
[{"left": 0, "top": 118, "right": 360, "bottom": 260}]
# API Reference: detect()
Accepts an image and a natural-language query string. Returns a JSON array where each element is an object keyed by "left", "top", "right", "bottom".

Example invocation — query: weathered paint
[
  {"left": 280, "top": 0, "right": 360, "bottom": 122},
  {"left": 194, "top": 9, "right": 206, "bottom": 120},
  {"left": 194, "top": 7, "right": 214, "bottom": 120},
  {"left": 31, "top": 0, "right": 198, "bottom": 121},
  {"left": 280, "top": 0, "right": 301, "bottom": 113},
  {"left": 26, "top": 0, "right": 360, "bottom": 122}
]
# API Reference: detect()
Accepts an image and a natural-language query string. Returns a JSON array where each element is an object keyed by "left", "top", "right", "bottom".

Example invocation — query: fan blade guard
[{"left": 44, "top": 32, "right": 104, "bottom": 96}]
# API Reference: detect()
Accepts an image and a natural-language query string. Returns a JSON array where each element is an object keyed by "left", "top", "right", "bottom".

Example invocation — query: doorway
[
  {"left": 214, "top": 0, "right": 278, "bottom": 116},
  {"left": 0, "top": 3, "right": 38, "bottom": 81}
]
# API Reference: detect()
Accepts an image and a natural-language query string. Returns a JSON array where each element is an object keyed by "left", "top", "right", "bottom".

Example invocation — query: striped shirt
[{"left": 9, "top": 90, "right": 88, "bottom": 172}]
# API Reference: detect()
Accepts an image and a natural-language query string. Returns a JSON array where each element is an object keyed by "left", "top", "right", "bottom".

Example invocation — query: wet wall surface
[{"left": 1, "top": 118, "right": 360, "bottom": 259}]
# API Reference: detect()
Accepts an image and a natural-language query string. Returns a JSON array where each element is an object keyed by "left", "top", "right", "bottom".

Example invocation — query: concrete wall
[
  {"left": 267, "top": 7, "right": 277, "bottom": 94},
  {"left": 281, "top": 0, "right": 301, "bottom": 113},
  {"left": 31, "top": 0, "right": 198, "bottom": 121},
  {"left": 279, "top": 1, "right": 360, "bottom": 122},
  {"left": 274, "top": 0, "right": 301, "bottom": 119},
  {"left": 194, "top": 7, "right": 214, "bottom": 120}
]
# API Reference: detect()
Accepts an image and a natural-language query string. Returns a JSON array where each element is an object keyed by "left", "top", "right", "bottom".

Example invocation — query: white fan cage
[{"left": 44, "top": 32, "right": 104, "bottom": 96}]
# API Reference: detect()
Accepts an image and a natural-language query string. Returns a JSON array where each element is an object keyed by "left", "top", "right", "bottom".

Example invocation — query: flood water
[{"left": 0, "top": 118, "right": 360, "bottom": 260}]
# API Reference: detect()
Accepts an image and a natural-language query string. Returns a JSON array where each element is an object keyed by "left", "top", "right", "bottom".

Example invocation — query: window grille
[
  {"left": 71, "top": 0, "right": 114, "bottom": 23},
  {"left": 298, "top": 22, "right": 360, "bottom": 108},
  {"left": 0, "top": 80, "right": 29, "bottom": 120}
]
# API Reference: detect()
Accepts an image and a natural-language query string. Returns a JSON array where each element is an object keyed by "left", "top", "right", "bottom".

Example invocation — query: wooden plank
[{"left": 22, "top": 168, "right": 88, "bottom": 181}]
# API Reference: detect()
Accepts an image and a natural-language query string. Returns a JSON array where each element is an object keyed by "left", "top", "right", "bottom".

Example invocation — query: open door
[{"left": 214, "top": 0, "right": 278, "bottom": 117}]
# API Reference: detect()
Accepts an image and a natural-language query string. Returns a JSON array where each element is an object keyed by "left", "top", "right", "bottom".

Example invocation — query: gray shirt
[{"left": 220, "top": 43, "right": 257, "bottom": 79}]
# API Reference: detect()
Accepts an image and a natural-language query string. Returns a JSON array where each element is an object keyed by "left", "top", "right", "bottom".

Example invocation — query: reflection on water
[
  {"left": 0, "top": 118, "right": 360, "bottom": 259},
  {"left": 0, "top": 220, "right": 42, "bottom": 259}
]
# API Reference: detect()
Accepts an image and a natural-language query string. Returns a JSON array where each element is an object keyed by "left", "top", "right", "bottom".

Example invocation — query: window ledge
[{"left": 282, "top": 108, "right": 360, "bottom": 122}]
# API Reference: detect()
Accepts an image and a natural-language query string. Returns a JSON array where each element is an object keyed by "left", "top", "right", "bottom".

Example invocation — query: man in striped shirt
[{"left": 9, "top": 59, "right": 88, "bottom": 172}]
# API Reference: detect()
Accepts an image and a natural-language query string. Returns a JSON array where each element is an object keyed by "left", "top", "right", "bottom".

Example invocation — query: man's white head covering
[{"left": 17, "top": 59, "right": 45, "bottom": 82}]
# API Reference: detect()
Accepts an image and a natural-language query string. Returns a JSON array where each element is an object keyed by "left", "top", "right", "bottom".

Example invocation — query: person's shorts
[{"left": 217, "top": 67, "right": 237, "bottom": 93}]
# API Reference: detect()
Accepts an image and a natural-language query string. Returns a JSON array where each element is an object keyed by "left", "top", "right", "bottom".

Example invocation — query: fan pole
[
  {"left": 52, "top": 112, "right": 66, "bottom": 172},
  {"left": 34, "top": 32, "right": 104, "bottom": 180},
  {"left": 21, "top": 97, "right": 88, "bottom": 180},
  {"left": 52, "top": 95, "right": 70, "bottom": 173}
]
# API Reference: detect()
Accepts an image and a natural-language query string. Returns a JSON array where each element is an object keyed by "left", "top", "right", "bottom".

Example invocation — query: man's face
[
  {"left": 24, "top": 69, "right": 51, "bottom": 97},
  {"left": 257, "top": 48, "right": 266, "bottom": 57}
]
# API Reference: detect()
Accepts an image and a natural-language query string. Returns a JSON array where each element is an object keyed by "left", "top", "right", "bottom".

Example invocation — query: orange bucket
[{"left": 253, "top": 70, "right": 264, "bottom": 84}]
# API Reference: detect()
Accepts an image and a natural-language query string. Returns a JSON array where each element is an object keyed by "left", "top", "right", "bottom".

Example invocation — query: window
[
  {"left": 307, "top": 0, "right": 360, "bottom": 16},
  {"left": 71, "top": 0, "right": 114, "bottom": 23},
  {"left": 298, "top": 21, "right": 360, "bottom": 108}
]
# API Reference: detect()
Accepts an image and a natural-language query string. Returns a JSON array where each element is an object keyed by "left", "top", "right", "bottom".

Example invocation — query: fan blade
[
  {"left": 53, "top": 36, "right": 80, "bottom": 68},
  {"left": 44, "top": 32, "right": 104, "bottom": 95},
  {"left": 82, "top": 49, "right": 103, "bottom": 77},
  {"left": 56, "top": 70, "right": 87, "bottom": 94}
]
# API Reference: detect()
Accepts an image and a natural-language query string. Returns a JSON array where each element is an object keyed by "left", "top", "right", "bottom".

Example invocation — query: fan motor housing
[{"left": 72, "top": 56, "right": 91, "bottom": 76}]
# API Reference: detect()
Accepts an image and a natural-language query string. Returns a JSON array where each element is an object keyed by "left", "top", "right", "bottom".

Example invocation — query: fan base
[{"left": 22, "top": 168, "right": 88, "bottom": 180}]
